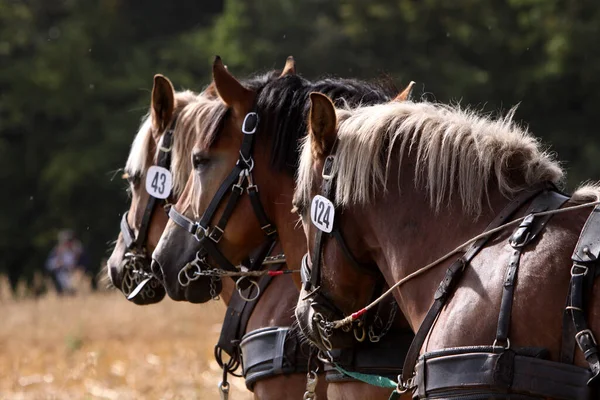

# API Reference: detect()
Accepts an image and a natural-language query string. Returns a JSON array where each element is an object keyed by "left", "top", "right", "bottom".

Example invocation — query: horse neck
[
  {"left": 253, "top": 147, "right": 307, "bottom": 274},
  {"left": 362, "top": 169, "right": 510, "bottom": 331}
]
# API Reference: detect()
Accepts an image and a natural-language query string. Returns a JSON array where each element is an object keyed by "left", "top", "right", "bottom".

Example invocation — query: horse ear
[
  {"left": 309, "top": 92, "right": 337, "bottom": 158},
  {"left": 152, "top": 74, "right": 176, "bottom": 132},
  {"left": 280, "top": 56, "right": 296, "bottom": 77},
  {"left": 203, "top": 82, "right": 218, "bottom": 99},
  {"left": 393, "top": 81, "right": 415, "bottom": 102},
  {"left": 212, "top": 56, "right": 253, "bottom": 112}
]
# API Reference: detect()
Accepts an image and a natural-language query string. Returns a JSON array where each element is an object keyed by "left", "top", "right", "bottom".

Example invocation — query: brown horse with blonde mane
[
  {"left": 152, "top": 57, "right": 417, "bottom": 399},
  {"left": 106, "top": 68, "right": 330, "bottom": 399},
  {"left": 293, "top": 92, "right": 600, "bottom": 399}
]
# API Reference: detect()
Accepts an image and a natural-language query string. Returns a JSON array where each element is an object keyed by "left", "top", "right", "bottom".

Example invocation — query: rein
[
  {"left": 329, "top": 199, "right": 600, "bottom": 330},
  {"left": 119, "top": 118, "right": 176, "bottom": 300}
]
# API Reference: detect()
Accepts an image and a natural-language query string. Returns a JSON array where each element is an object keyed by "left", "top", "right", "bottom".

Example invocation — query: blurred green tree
[{"left": 0, "top": 0, "right": 598, "bottom": 294}]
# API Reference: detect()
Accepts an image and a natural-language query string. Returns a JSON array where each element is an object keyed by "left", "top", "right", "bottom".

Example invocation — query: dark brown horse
[
  {"left": 293, "top": 92, "right": 600, "bottom": 398},
  {"left": 152, "top": 57, "right": 415, "bottom": 399}
]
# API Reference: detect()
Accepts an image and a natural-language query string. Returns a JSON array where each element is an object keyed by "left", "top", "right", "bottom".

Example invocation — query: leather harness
[
  {"left": 306, "top": 152, "right": 600, "bottom": 399},
  {"left": 118, "top": 119, "right": 175, "bottom": 300},
  {"left": 168, "top": 109, "right": 278, "bottom": 285}
]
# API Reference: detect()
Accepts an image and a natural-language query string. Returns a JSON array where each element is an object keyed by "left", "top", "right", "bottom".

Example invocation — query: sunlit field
[{"left": 0, "top": 273, "right": 253, "bottom": 400}]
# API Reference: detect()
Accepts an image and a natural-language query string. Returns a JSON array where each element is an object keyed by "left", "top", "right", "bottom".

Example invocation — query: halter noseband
[
  {"left": 118, "top": 118, "right": 176, "bottom": 300},
  {"left": 168, "top": 108, "right": 278, "bottom": 292}
]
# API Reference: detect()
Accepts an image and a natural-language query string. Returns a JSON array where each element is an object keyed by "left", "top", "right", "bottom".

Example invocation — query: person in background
[{"left": 45, "top": 230, "right": 83, "bottom": 295}]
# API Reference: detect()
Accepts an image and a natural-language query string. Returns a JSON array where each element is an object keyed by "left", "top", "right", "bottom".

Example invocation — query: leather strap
[
  {"left": 120, "top": 125, "right": 174, "bottom": 252},
  {"left": 217, "top": 261, "right": 285, "bottom": 358},
  {"left": 120, "top": 211, "right": 136, "bottom": 248},
  {"left": 198, "top": 165, "right": 245, "bottom": 232},
  {"left": 308, "top": 155, "right": 335, "bottom": 290},
  {"left": 495, "top": 190, "right": 569, "bottom": 345},
  {"left": 401, "top": 185, "right": 548, "bottom": 384},
  {"left": 565, "top": 205, "right": 600, "bottom": 385}
]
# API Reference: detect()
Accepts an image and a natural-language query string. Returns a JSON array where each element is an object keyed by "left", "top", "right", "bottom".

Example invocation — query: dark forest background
[{"left": 1, "top": 0, "right": 599, "bottom": 293}]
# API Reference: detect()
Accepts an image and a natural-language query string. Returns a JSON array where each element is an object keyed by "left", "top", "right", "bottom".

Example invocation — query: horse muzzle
[
  {"left": 119, "top": 253, "right": 166, "bottom": 305},
  {"left": 296, "top": 291, "right": 356, "bottom": 352}
]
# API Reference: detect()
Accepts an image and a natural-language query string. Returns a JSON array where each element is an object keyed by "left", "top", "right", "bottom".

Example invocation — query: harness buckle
[
  {"left": 192, "top": 223, "right": 208, "bottom": 241},
  {"left": 509, "top": 213, "right": 534, "bottom": 248},
  {"left": 209, "top": 226, "right": 224, "bottom": 243},
  {"left": 241, "top": 112, "right": 259, "bottom": 134},
  {"left": 492, "top": 338, "right": 511, "bottom": 350},
  {"left": 576, "top": 329, "right": 598, "bottom": 350},
  {"left": 322, "top": 155, "right": 335, "bottom": 180},
  {"left": 237, "top": 154, "right": 254, "bottom": 171},
  {"left": 396, "top": 375, "right": 413, "bottom": 395},
  {"left": 261, "top": 223, "right": 277, "bottom": 236},
  {"left": 246, "top": 171, "right": 257, "bottom": 192},
  {"left": 571, "top": 263, "right": 589, "bottom": 277}
]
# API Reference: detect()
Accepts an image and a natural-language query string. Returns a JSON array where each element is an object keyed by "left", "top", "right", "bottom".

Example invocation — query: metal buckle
[
  {"left": 571, "top": 263, "right": 589, "bottom": 277},
  {"left": 237, "top": 154, "right": 254, "bottom": 171},
  {"left": 492, "top": 338, "right": 511, "bottom": 349},
  {"left": 241, "top": 112, "right": 259, "bottom": 134},
  {"left": 396, "top": 375, "right": 413, "bottom": 395},
  {"left": 261, "top": 223, "right": 277, "bottom": 236},
  {"left": 209, "top": 226, "right": 224, "bottom": 243},
  {"left": 236, "top": 277, "right": 260, "bottom": 302},
  {"left": 246, "top": 171, "right": 257, "bottom": 192},
  {"left": 192, "top": 223, "right": 208, "bottom": 241},
  {"left": 576, "top": 329, "right": 598, "bottom": 351},
  {"left": 322, "top": 155, "right": 335, "bottom": 180}
]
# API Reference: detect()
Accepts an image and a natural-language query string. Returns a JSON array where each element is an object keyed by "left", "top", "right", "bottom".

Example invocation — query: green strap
[
  {"left": 332, "top": 362, "right": 406, "bottom": 399},
  {"left": 333, "top": 362, "right": 397, "bottom": 388}
]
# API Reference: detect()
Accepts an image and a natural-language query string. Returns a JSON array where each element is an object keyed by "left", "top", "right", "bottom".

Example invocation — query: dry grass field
[{"left": 0, "top": 273, "right": 253, "bottom": 400}]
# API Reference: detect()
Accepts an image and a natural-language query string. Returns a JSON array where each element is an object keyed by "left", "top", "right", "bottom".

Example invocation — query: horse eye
[{"left": 192, "top": 153, "right": 210, "bottom": 169}]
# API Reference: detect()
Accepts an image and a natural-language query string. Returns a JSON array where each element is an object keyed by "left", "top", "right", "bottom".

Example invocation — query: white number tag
[
  {"left": 310, "top": 195, "right": 335, "bottom": 233},
  {"left": 145, "top": 166, "right": 172, "bottom": 199}
]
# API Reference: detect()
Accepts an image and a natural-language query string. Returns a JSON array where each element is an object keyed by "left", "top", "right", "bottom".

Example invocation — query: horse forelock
[{"left": 297, "top": 101, "right": 566, "bottom": 216}]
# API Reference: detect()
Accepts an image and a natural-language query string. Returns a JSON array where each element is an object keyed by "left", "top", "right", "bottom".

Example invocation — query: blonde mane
[
  {"left": 124, "top": 90, "right": 219, "bottom": 198},
  {"left": 297, "top": 101, "right": 568, "bottom": 215}
]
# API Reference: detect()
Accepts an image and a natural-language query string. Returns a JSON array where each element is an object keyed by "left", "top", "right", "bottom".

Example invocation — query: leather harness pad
[
  {"left": 239, "top": 326, "right": 309, "bottom": 390},
  {"left": 415, "top": 346, "right": 597, "bottom": 399}
]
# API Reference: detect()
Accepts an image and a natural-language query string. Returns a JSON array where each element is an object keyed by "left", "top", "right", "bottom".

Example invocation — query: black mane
[
  {"left": 210, "top": 70, "right": 396, "bottom": 173},
  {"left": 250, "top": 73, "right": 395, "bottom": 173}
]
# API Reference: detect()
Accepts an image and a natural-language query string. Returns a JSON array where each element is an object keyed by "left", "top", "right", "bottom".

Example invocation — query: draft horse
[
  {"left": 293, "top": 92, "right": 600, "bottom": 399},
  {"left": 152, "top": 57, "right": 416, "bottom": 400},
  {"left": 106, "top": 68, "right": 329, "bottom": 400}
]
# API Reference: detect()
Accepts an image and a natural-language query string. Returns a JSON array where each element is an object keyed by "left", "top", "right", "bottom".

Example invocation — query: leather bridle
[
  {"left": 118, "top": 119, "right": 176, "bottom": 300},
  {"left": 300, "top": 154, "right": 385, "bottom": 350},
  {"left": 168, "top": 108, "right": 278, "bottom": 295}
]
